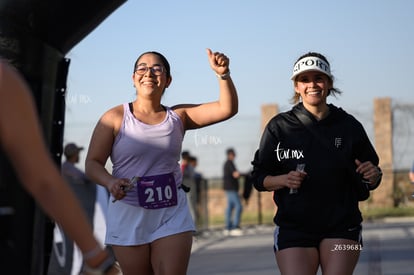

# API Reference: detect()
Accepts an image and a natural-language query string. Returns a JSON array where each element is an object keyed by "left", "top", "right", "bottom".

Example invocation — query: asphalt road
[{"left": 188, "top": 217, "right": 414, "bottom": 275}]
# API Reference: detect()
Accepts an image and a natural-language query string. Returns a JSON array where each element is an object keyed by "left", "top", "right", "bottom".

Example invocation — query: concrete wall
[{"left": 369, "top": 97, "right": 394, "bottom": 207}]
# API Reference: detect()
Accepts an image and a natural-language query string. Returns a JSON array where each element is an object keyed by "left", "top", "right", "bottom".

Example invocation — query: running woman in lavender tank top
[{"left": 85, "top": 49, "right": 238, "bottom": 275}]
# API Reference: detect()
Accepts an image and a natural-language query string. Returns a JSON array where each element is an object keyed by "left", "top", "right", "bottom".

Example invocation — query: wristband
[{"left": 216, "top": 70, "right": 231, "bottom": 80}]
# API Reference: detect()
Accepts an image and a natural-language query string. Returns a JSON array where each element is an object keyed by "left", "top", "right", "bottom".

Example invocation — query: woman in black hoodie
[{"left": 251, "top": 52, "right": 382, "bottom": 275}]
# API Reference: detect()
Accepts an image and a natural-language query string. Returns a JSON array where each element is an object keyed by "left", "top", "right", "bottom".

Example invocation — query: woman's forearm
[{"left": 263, "top": 174, "right": 287, "bottom": 191}]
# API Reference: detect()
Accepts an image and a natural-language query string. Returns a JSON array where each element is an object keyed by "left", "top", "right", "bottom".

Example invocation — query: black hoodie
[{"left": 251, "top": 103, "right": 380, "bottom": 233}]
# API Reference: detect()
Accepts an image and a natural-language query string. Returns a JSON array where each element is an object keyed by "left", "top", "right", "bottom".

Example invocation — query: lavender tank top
[{"left": 111, "top": 103, "right": 184, "bottom": 206}]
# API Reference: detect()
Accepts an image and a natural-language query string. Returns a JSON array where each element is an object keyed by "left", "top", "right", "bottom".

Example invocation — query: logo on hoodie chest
[{"left": 275, "top": 142, "right": 304, "bottom": 161}]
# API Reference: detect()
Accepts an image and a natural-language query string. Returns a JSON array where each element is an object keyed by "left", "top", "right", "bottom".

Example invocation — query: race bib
[{"left": 136, "top": 173, "right": 177, "bottom": 209}]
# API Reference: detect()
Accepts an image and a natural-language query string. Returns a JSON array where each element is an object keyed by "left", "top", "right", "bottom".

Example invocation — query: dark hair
[
  {"left": 290, "top": 52, "right": 342, "bottom": 104},
  {"left": 133, "top": 51, "right": 171, "bottom": 80},
  {"left": 181, "top": 151, "right": 190, "bottom": 160}
]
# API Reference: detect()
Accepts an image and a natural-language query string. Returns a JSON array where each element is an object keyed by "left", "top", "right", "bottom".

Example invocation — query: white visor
[{"left": 291, "top": 56, "right": 331, "bottom": 80}]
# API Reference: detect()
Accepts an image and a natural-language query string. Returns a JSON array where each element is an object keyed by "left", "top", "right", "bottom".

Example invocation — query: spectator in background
[
  {"left": 182, "top": 152, "right": 196, "bottom": 222},
  {"left": 189, "top": 156, "right": 203, "bottom": 204},
  {"left": 181, "top": 151, "right": 190, "bottom": 173},
  {"left": 242, "top": 169, "right": 254, "bottom": 205},
  {"left": 49, "top": 143, "right": 98, "bottom": 274},
  {"left": 409, "top": 161, "right": 414, "bottom": 197},
  {"left": 62, "top": 143, "right": 96, "bottom": 224},
  {"left": 188, "top": 155, "right": 204, "bottom": 227},
  {"left": 180, "top": 151, "right": 191, "bottom": 193},
  {"left": 223, "top": 148, "right": 243, "bottom": 236}
]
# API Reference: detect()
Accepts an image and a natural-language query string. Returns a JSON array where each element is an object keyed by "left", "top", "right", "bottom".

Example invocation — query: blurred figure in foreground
[{"left": 0, "top": 60, "right": 120, "bottom": 274}]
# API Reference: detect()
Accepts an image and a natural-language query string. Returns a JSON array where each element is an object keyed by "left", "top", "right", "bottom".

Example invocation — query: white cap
[{"left": 291, "top": 56, "right": 331, "bottom": 80}]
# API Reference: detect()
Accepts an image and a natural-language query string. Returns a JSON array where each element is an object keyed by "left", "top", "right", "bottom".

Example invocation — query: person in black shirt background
[{"left": 223, "top": 148, "right": 243, "bottom": 236}]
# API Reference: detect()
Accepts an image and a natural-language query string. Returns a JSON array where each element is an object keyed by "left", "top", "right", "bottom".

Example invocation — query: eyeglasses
[{"left": 135, "top": 65, "right": 164, "bottom": 76}]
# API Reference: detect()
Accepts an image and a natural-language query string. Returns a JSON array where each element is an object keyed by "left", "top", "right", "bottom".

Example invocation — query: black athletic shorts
[{"left": 273, "top": 224, "right": 363, "bottom": 251}]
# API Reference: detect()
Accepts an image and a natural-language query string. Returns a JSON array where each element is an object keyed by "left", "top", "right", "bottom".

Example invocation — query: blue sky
[{"left": 64, "top": 0, "right": 414, "bottom": 178}]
